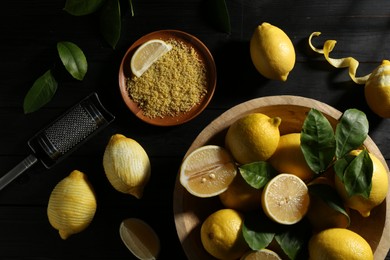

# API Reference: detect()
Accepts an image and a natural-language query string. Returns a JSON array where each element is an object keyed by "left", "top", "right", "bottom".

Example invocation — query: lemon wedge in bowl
[
  {"left": 130, "top": 39, "right": 172, "bottom": 77},
  {"left": 261, "top": 173, "right": 310, "bottom": 225},
  {"left": 179, "top": 145, "right": 237, "bottom": 198}
]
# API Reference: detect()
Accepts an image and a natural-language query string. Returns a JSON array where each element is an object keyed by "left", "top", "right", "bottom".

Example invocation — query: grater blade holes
[{"left": 44, "top": 104, "right": 99, "bottom": 155}]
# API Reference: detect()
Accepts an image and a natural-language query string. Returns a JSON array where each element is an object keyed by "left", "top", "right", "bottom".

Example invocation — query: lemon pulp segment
[{"left": 130, "top": 39, "right": 172, "bottom": 77}]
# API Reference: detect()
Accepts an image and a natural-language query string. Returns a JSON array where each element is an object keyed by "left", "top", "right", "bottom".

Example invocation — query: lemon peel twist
[
  {"left": 308, "top": 32, "right": 370, "bottom": 84},
  {"left": 309, "top": 32, "right": 390, "bottom": 118}
]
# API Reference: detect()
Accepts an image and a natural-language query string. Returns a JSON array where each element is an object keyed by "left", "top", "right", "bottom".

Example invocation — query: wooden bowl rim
[
  {"left": 118, "top": 29, "right": 217, "bottom": 126},
  {"left": 173, "top": 95, "right": 390, "bottom": 259}
]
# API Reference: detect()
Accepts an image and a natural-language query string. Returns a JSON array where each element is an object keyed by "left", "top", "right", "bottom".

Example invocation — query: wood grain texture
[{"left": 0, "top": 0, "right": 389, "bottom": 259}]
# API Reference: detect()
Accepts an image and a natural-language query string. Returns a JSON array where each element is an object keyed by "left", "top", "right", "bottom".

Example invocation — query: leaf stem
[{"left": 129, "top": 0, "right": 134, "bottom": 16}]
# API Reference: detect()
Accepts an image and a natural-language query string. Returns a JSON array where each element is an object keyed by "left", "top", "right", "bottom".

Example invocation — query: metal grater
[{"left": 0, "top": 92, "right": 115, "bottom": 191}]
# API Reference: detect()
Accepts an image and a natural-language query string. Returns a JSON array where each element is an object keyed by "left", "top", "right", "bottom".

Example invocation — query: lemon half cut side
[
  {"left": 179, "top": 145, "right": 237, "bottom": 198},
  {"left": 261, "top": 173, "right": 310, "bottom": 225},
  {"left": 130, "top": 39, "right": 172, "bottom": 77},
  {"left": 240, "top": 248, "right": 282, "bottom": 260}
]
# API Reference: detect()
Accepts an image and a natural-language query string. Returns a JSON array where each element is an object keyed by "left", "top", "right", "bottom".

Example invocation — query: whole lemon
[
  {"left": 308, "top": 228, "right": 373, "bottom": 260},
  {"left": 219, "top": 173, "right": 262, "bottom": 212},
  {"left": 225, "top": 113, "right": 281, "bottom": 164},
  {"left": 47, "top": 170, "right": 97, "bottom": 240},
  {"left": 335, "top": 150, "right": 389, "bottom": 217},
  {"left": 103, "top": 134, "right": 151, "bottom": 199},
  {"left": 268, "top": 133, "right": 315, "bottom": 182},
  {"left": 201, "top": 208, "right": 249, "bottom": 260},
  {"left": 250, "top": 22, "right": 296, "bottom": 81},
  {"left": 365, "top": 59, "right": 390, "bottom": 118}
]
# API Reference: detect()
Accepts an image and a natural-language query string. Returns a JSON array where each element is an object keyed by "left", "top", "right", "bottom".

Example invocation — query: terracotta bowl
[
  {"left": 118, "top": 30, "right": 217, "bottom": 126},
  {"left": 173, "top": 95, "right": 390, "bottom": 259}
]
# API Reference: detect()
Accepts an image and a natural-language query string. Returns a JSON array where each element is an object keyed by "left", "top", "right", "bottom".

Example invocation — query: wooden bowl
[
  {"left": 173, "top": 95, "right": 390, "bottom": 259},
  {"left": 118, "top": 30, "right": 217, "bottom": 126}
]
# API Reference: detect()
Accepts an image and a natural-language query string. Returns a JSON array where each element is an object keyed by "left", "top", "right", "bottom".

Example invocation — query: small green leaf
[
  {"left": 64, "top": 0, "right": 106, "bottom": 16},
  {"left": 275, "top": 220, "right": 311, "bottom": 260},
  {"left": 308, "top": 183, "right": 350, "bottom": 225},
  {"left": 207, "top": 0, "right": 231, "bottom": 33},
  {"left": 239, "top": 161, "right": 277, "bottom": 189},
  {"left": 301, "top": 109, "right": 336, "bottom": 174},
  {"left": 23, "top": 70, "right": 58, "bottom": 114},
  {"left": 335, "top": 109, "right": 369, "bottom": 159},
  {"left": 57, "top": 41, "right": 88, "bottom": 81},
  {"left": 100, "top": 0, "right": 121, "bottom": 49},
  {"left": 242, "top": 212, "right": 277, "bottom": 250},
  {"left": 343, "top": 149, "right": 373, "bottom": 198}
]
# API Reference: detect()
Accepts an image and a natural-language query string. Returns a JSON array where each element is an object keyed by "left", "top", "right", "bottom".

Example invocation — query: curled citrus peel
[{"left": 308, "top": 32, "right": 370, "bottom": 84}]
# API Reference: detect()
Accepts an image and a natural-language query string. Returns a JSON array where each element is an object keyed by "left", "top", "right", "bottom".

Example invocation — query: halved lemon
[
  {"left": 261, "top": 173, "right": 310, "bottom": 225},
  {"left": 119, "top": 218, "right": 160, "bottom": 260},
  {"left": 241, "top": 249, "right": 282, "bottom": 260},
  {"left": 179, "top": 145, "right": 237, "bottom": 198},
  {"left": 130, "top": 39, "right": 172, "bottom": 77}
]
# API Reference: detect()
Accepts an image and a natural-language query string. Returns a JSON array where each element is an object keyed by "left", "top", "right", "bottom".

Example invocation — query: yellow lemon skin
[
  {"left": 201, "top": 208, "right": 249, "bottom": 260},
  {"left": 335, "top": 150, "right": 389, "bottom": 217},
  {"left": 219, "top": 173, "right": 262, "bottom": 212},
  {"left": 268, "top": 133, "right": 315, "bottom": 182},
  {"left": 250, "top": 22, "right": 296, "bottom": 81},
  {"left": 308, "top": 228, "right": 373, "bottom": 260},
  {"left": 103, "top": 134, "right": 151, "bottom": 199},
  {"left": 47, "top": 170, "right": 97, "bottom": 240},
  {"left": 365, "top": 60, "right": 390, "bottom": 118},
  {"left": 225, "top": 113, "right": 281, "bottom": 165}
]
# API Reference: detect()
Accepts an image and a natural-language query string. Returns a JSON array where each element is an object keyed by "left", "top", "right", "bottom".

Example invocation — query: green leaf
[
  {"left": 308, "top": 183, "right": 350, "bottom": 225},
  {"left": 335, "top": 109, "right": 369, "bottom": 159},
  {"left": 239, "top": 161, "right": 277, "bottom": 189},
  {"left": 334, "top": 153, "right": 356, "bottom": 182},
  {"left": 207, "top": 0, "right": 231, "bottom": 33},
  {"left": 100, "top": 0, "right": 121, "bottom": 49},
  {"left": 275, "top": 220, "right": 311, "bottom": 260},
  {"left": 301, "top": 109, "right": 336, "bottom": 174},
  {"left": 64, "top": 0, "right": 106, "bottom": 16},
  {"left": 242, "top": 212, "right": 277, "bottom": 250},
  {"left": 57, "top": 41, "right": 88, "bottom": 81},
  {"left": 343, "top": 149, "right": 373, "bottom": 198},
  {"left": 23, "top": 70, "right": 58, "bottom": 114}
]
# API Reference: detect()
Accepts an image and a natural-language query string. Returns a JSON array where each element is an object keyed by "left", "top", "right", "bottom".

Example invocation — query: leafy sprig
[
  {"left": 301, "top": 108, "right": 371, "bottom": 198},
  {"left": 23, "top": 42, "right": 87, "bottom": 113}
]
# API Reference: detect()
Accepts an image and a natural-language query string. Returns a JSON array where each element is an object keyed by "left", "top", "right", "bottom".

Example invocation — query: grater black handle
[{"left": 0, "top": 154, "right": 38, "bottom": 191}]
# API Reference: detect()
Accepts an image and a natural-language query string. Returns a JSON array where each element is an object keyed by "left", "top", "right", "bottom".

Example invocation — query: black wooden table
[{"left": 0, "top": 0, "right": 389, "bottom": 259}]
